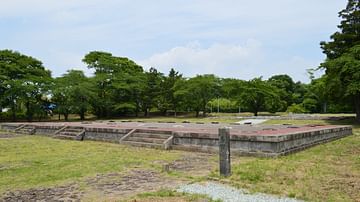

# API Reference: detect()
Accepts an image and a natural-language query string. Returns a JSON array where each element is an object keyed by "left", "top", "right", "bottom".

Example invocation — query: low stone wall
[
  {"left": 84, "top": 128, "right": 131, "bottom": 143},
  {"left": 277, "top": 126, "right": 352, "bottom": 155},
  {"left": 35, "top": 125, "right": 63, "bottom": 136},
  {"left": 172, "top": 126, "right": 353, "bottom": 157},
  {"left": 0, "top": 123, "right": 353, "bottom": 157},
  {"left": 0, "top": 124, "right": 20, "bottom": 131}
]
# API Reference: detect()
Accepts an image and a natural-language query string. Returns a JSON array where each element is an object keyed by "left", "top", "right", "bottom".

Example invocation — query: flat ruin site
[{"left": 1, "top": 121, "right": 352, "bottom": 157}]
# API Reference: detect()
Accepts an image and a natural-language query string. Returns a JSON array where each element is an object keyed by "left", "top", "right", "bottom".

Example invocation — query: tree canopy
[
  {"left": 1, "top": 45, "right": 358, "bottom": 121},
  {"left": 320, "top": 0, "right": 360, "bottom": 122}
]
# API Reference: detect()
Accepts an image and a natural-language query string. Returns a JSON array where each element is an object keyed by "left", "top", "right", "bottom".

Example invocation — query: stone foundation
[{"left": 0, "top": 122, "right": 352, "bottom": 157}]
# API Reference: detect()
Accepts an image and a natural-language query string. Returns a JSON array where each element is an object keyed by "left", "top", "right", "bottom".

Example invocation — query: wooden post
[{"left": 219, "top": 127, "right": 231, "bottom": 177}]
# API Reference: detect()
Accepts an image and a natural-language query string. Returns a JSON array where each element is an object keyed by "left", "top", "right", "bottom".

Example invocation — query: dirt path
[{"left": 1, "top": 152, "right": 215, "bottom": 201}]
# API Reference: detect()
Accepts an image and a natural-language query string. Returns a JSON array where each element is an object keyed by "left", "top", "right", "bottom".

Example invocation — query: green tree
[
  {"left": 220, "top": 78, "right": 246, "bottom": 99},
  {"left": 175, "top": 74, "right": 220, "bottom": 117},
  {"left": 53, "top": 70, "right": 93, "bottom": 120},
  {"left": 141, "top": 67, "right": 163, "bottom": 117},
  {"left": 321, "top": 45, "right": 360, "bottom": 120},
  {"left": 0, "top": 50, "right": 52, "bottom": 121},
  {"left": 208, "top": 98, "right": 237, "bottom": 113},
  {"left": 305, "top": 76, "right": 328, "bottom": 113},
  {"left": 320, "top": 0, "right": 360, "bottom": 121},
  {"left": 112, "top": 68, "right": 146, "bottom": 117},
  {"left": 239, "top": 78, "right": 282, "bottom": 116},
  {"left": 83, "top": 51, "right": 143, "bottom": 118},
  {"left": 268, "top": 74, "right": 295, "bottom": 109},
  {"left": 158, "top": 68, "right": 183, "bottom": 116}
]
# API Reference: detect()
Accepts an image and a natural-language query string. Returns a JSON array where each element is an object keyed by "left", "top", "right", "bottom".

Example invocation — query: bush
[{"left": 286, "top": 104, "right": 307, "bottom": 113}]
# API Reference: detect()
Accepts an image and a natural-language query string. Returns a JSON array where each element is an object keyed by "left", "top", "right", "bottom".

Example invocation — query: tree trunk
[
  {"left": 64, "top": 113, "right": 69, "bottom": 121},
  {"left": 25, "top": 101, "right": 33, "bottom": 122},
  {"left": 11, "top": 108, "right": 16, "bottom": 121},
  {"left": 80, "top": 111, "right": 85, "bottom": 120},
  {"left": 173, "top": 103, "right": 177, "bottom": 117},
  {"left": 195, "top": 110, "right": 199, "bottom": 117},
  {"left": 254, "top": 110, "right": 258, "bottom": 116},
  {"left": 135, "top": 103, "right": 139, "bottom": 117},
  {"left": 11, "top": 99, "right": 16, "bottom": 121},
  {"left": 355, "top": 93, "right": 360, "bottom": 123}
]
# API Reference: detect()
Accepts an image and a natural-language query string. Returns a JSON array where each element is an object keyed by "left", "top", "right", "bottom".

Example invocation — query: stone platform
[{"left": 0, "top": 121, "right": 352, "bottom": 157}]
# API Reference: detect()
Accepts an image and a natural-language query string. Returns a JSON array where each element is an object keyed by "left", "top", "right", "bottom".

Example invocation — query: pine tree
[{"left": 320, "top": 0, "right": 360, "bottom": 122}]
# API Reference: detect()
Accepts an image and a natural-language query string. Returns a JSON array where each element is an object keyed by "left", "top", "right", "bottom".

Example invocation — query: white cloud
[
  {"left": 138, "top": 40, "right": 264, "bottom": 78},
  {"left": 138, "top": 40, "right": 323, "bottom": 82},
  {"left": 0, "top": 0, "right": 348, "bottom": 82},
  {"left": 267, "top": 56, "right": 323, "bottom": 82}
]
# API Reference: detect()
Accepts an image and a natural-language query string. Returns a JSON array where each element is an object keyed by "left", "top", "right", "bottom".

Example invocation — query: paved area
[{"left": 3, "top": 121, "right": 345, "bottom": 137}]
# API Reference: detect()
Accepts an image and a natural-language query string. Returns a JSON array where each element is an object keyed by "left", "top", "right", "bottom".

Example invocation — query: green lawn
[
  {"left": 214, "top": 119, "right": 359, "bottom": 202},
  {"left": 0, "top": 135, "right": 181, "bottom": 193},
  {"left": 0, "top": 118, "right": 359, "bottom": 201}
]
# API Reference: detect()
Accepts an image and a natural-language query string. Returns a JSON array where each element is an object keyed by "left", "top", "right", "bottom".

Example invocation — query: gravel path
[{"left": 177, "top": 182, "right": 304, "bottom": 202}]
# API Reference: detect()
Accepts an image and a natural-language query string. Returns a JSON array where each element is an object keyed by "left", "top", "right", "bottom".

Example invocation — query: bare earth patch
[
  {"left": 155, "top": 152, "right": 216, "bottom": 177},
  {"left": 1, "top": 184, "right": 84, "bottom": 202},
  {"left": 84, "top": 169, "right": 184, "bottom": 200}
]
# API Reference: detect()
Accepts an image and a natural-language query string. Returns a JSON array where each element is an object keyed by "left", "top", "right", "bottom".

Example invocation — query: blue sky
[{"left": 0, "top": 0, "right": 347, "bottom": 82}]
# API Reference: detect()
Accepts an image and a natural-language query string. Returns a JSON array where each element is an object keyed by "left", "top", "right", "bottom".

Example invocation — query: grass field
[
  {"left": 0, "top": 118, "right": 359, "bottom": 201},
  {"left": 0, "top": 135, "right": 182, "bottom": 192}
]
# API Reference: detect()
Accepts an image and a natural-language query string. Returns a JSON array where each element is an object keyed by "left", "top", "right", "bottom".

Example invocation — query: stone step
[
  {"left": 131, "top": 133, "right": 171, "bottom": 139},
  {"left": 66, "top": 126, "right": 84, "bottom": 129},
  {"left": 126, "top": 136, "right": 166, "bottom": 144},
  {"left": 59, "top": 132, "right": 80, "bottom": 136},
  {"left": 22, "top": 127, "right": 35, "bottom": 129},
  {"left": 18, "top": 128, "right": 34, "bottom": 131},
  {"left": 17, "top": 130, "right": 32, "bottom": 134},
  {"left": 16, "top": 127, "right": 35, "bottom": 134},
  {"left": 136, "top": 129, "right": 172, "bottom": 135},
  {"left": 121, "top": 141, "right": 164, "bottom": 150},
  {"left": 64, "top": 128, "right": 84, "bottom": 133}
]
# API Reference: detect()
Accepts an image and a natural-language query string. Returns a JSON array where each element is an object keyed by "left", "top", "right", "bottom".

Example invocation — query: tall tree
[
  {"left": 320, "top": 0, "right": 360, "bottom": 122},
  {"left": 141, "top": 67, "right": 163, "bottom": 116},
  {"left": 239, "top": 78, "right": 282, "bottom": 116},
  {"left": 0, "top": 50, "right": 52, "bottom": 121},
  {"left": 82, "top": 51, "right": 143, "bottom": 118},
  {"left": 159, "top": 68, "right": 183, "bottom": 116},
  {"left": 268, "top": 74, "right": 295, "bottom": 109},
  {"left": 53, "top": 70, "right": 93, "bottom": 120},
  {"left": 175, "top": 74, "right": 220, "bottom": 117}
]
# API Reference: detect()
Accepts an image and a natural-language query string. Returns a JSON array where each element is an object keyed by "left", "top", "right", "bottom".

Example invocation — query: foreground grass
[
  {"left": 212, "top": 120, "right": 360, "bottom": 202},
  {"left": 0, "top": 135, "right": 181, "bottom": 194},
  {"left": 128, "top": 189, "right": 221, "bottom": 202},
  {"left": 1, "top": 118, "right": 360, "bottom": 201}
]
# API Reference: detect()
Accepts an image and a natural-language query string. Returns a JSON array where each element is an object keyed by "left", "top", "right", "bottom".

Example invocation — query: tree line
[
  {"left": 0, "top": 50, "right": 353, "bottom": 121},
  {"left": 1, "top": 0, "right": 359, "bottom": 122}
]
